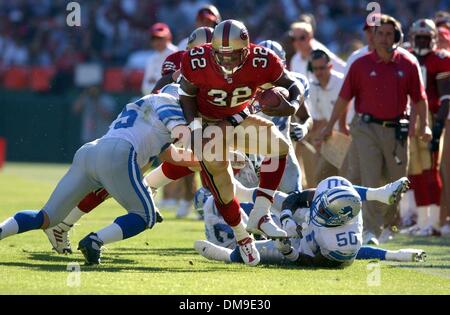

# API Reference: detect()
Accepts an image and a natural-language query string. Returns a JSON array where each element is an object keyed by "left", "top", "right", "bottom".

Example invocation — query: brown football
[{"left": 257, "top": 86, "right": 289, "bottom": 109}]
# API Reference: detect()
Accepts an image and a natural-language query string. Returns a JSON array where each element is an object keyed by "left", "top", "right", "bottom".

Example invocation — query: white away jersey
[
  {"left": 297, "top": 176, "right": 363, "bottom": 263},
  {"left": 102, "top": 93, "right": 186, "bottom": 168}
]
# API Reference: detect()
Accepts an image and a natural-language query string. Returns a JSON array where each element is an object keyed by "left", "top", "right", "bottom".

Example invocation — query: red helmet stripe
[
  {"left": 222, "top": 20, "right": 232, "bottom": 48},
  {"left": 205, "top": 28, "right": 213, "bottom": 43}
]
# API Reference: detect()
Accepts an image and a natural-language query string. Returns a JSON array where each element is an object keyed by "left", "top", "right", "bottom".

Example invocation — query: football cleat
[
  {"left": 44, "top": 223, "right": 73, "bottom": 254},
  {"left": 363, "top": 231, "right": 379, "bottom": 246},
  {"left": 389, "top": 249, "right": 427, "bottom": 262},
  {"left": 155, "top": 208, "right": 164, "bottom": 223},
  {"left": 384, "top": 177, "right": 410, "bottom": 205},
  {"left": 246, "top": 214, "right": 287, "bottom": 239},
  {"left": 194, "top": 240, "right": 232, "bottom": 263},
  {"left": 78, "top": 232, "right": 103, "bottom": 265},
  {"left": 237, "top": 237, "right": 260, "bottom": 266}
]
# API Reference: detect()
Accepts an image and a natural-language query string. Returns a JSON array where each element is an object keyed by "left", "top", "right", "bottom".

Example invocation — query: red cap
[{"left": 150, "top": 22, "right": 172, "bottom": 39}]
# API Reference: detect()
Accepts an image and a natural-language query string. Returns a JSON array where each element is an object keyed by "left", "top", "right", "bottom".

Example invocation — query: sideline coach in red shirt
[{"left": 320, "top": 15, "right": 432, "bottom": 240}]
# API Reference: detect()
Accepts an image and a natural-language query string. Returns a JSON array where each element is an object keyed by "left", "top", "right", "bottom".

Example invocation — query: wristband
[
  {"left": 227, "top": 108, "right": 251, "bottom": 127},
  {"left": 188, "top": 120, "right": 202, "bottom": 132}
]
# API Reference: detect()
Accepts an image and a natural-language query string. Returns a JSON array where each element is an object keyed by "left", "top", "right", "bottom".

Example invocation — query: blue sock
[
  {"left": 114, "top": 213, "right": 146, "bottom": 239},
  {"left": 353, "top": 185, "right": 368, "bottom": 201},
  {"left": 252, "top": 190, "right": 257, "bottom": 203},
  {"left": 356, "top": 246, "right": 387, "bottom": 260},
  {"left": 230, "top": 247, "right": 244, "bottom": 263},
  {"left": 14, "top": 210, "right": 44, "bottom": 233}
]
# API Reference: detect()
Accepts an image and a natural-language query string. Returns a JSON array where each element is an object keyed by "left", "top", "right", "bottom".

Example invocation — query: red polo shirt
[{"left": 340, "top": 49, "right": 427, "bottom": 120}]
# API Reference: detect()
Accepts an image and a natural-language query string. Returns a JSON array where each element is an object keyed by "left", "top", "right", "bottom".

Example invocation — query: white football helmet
[
  {"left": 311, "top": 186, "right": 361, "bottom": 227},
  {"left": 211, "top": 19, "right": 250, "bottom": 75},
  {"left": 187, "top": 26, "right": 214, "bottom": 50},
  {"left": 409, "top": 18, "right": 437, "bottom": 56}
]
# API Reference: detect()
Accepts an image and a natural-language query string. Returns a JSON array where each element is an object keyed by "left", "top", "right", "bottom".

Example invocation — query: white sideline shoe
[
  {"left": 194, "top": 240, "right": 232, "bottom": 263},
  {"left": 388, "top": 249, "right": 426, "bottom": 262},
  {"left": 383, "top": 177, "right": 410, "bottom": 205},
  {"left": 237, "top": 237, "right": 260, "bottom": 266},
  {"left": 44, "top": 223, "right": 72, "bottom": 254},
  {"left": 440, "top": 224, "right": 450, "bottom": 236},
  {"left": 246, "top": 214, "right": 287, "bottom": 239}
]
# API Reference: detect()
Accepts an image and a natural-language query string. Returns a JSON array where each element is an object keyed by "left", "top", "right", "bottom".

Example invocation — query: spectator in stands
[
  {"left": 72, "top": 85, "right": 116, "bottom": 144},
  {"left": 289, "top": 21, "right": 346, "bottom": 79},
  {"left": 141, "top": 22, "right": 178, "bottom": 95},
  {"left": 320, "top": 15, "right": 432, "bottom": 245},
  {"left": 177, "top": 4, "right": 221, "bottom": 50},
  {"left": 308, "top": 49, "right": 350, "bottom": 183}
]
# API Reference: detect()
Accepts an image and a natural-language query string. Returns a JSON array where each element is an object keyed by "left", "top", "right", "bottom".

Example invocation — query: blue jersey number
[
  {"left": 327, "top": 178, "right": 350, "bottom": 189},
  {"left": 114, "top": 109, "right": 138, "bottom": 129},
  {"left": 336, "top": 231, "right": 358, "bottom": 247}
]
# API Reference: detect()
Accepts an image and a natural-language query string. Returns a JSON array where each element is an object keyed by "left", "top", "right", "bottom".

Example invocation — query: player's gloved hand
[
  {"left": 429, "top": 121, "right": 444, "bottom": 152},
  {"left": 280, "top": 209, "right": 301, "bottom": 238},
  {"left": 275, "top": 239, "right": 299, "bottom": 262},
  {"left": 290, "top": 122, "right": 308, "bottom": 142}
]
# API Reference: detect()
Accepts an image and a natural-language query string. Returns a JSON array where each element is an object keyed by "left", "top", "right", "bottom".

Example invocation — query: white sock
[
  {"left": 417, "top": 206, "right": 428, "bottom": 229},
  {"left": 144, "top": 165, "right": 174, "bottom": 189},
  {"left": 385, "top": 250, "right": 398, "bottom": 261},
  {"left": 366, "top": 187, "right": 389, "bottom": 204},
  {"left": 0, "top": 217, "right": 19, "bottom": 240},
  {"left": 62, "top": 207, "right": 85, "bottom": 227},
  {"left": 252, "top": 196, "right": 272, "bottom": 219},
  {"left": 272, "top": 191, "right": 288, "bottom": 214},
  {"left": 231, "top": 221, "right": 250, "bottom": 242},
  {"left": 235, "top": 180, "right": 255, "bottom": 203},
  {"left": 96, "top": 223, "right": 123, "bottom": 245},
  {"left": 428, "top": 204, "right": 440, "bottom": 229}
]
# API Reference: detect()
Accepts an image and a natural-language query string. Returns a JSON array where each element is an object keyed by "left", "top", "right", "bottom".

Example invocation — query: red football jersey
[
  {"left": 161, "top": 50, "right": 186, "bottom": 76},
  {"left": 180, "top": 43, "right": 284, "bottom": 119},
  {"left": 416, "top": 49, "right": 450, "bottom": 113}
]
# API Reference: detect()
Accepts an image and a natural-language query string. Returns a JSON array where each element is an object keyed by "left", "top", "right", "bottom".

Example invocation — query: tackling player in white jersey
[
  {"left": 0, "top": 92, "right": 193, "bottom": 265},
  {"left": 195, "top": 175, "right": 426, "bottom": 267}
]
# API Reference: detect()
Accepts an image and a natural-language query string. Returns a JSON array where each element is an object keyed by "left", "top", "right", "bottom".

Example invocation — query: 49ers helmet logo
[{"left": 240, "top": 28, "right": 249, "bottom": 41}]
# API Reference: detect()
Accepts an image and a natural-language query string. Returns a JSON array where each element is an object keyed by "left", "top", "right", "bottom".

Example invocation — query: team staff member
[{"left": 319, "top": 15, "right": 432, "bottom": 241}]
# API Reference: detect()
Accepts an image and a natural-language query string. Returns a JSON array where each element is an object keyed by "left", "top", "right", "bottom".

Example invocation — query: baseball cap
[{"left": 150, "top": 22, "right": 172, "bottom": 39}]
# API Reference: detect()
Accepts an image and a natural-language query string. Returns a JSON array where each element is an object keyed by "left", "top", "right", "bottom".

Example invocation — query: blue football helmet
[
  {"left": 257, "top": 40, "right": 286, "bottom": 65},
  {"left": 311, "top": 186, "right": 361, "bottom": 227},
  {"left": 194, "top": 187, "right": 212, "bottom": 219}
]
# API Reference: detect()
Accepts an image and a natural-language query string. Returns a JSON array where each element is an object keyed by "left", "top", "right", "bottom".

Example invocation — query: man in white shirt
[
  {"left": 289, "top": 22, "right": 346, "bottom": 79},
  {"left": 308, "top": 50, "right": 352, "bottom": 183},
  {"left": 141, "top": 23, "right": 178, "bottom": 95}
]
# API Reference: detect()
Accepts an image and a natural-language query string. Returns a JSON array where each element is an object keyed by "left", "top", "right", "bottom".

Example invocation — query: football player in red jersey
[
  {"left": 407, "top": 19, "right": 450, "bottom": 235},
  {"left": 179, "top": 20, "right": 307, "bottom": 265},
  {"left": 152, "top": 26, "right": 214, "bottom": 93}
]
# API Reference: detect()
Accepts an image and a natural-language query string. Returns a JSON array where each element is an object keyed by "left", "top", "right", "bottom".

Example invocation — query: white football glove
[
  {"left": 275, "top": 239, "right": 299, "bottom": 262},
  {"left": 280, "top": 209, "right": 301, "bottom": 238},
  {"left": 290, "top": 122, "right": 308, "bottom": 142}
]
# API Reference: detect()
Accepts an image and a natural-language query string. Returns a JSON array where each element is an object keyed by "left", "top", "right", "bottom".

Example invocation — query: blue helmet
[
  {"left": 257, "top": 40, "right": 286, "bottom": 64},
  {"left": 160, "top": 83, "right": 179, "bottom": 99},
  {"left": 311, "top": 186, "right": 361, "bottom": 227},
  {"left": 194, "top": 187, "right": 212, "bottom": 219}
]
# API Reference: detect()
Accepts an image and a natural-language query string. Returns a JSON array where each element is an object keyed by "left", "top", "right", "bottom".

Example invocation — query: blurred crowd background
[{"left": 0, "top": 0, "right": 448, "bottom": 69}]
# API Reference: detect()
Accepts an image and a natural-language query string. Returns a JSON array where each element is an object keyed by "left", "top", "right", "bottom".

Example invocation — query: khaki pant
[
  {"left": 201, "top": 115, "right": 289, "bottom": 206},
  {"left": 441, "top": 120, "right": 450, "bottom": 224},
  {"left": 350, "top": 116, "right": 409, "bottom": 236}
]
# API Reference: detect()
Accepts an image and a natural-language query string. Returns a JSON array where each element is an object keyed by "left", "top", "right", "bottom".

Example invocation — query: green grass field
[{"left": 0, "top": 162, "right": 449, "bottom": 294}]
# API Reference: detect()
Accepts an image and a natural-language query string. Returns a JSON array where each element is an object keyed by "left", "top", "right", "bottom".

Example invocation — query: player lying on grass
[
  {"left": 0, "top": 92, "right": 199, "bottom": 265},
  {"left": 194, "top": 176, "right": 426, "bottom": 267}
]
